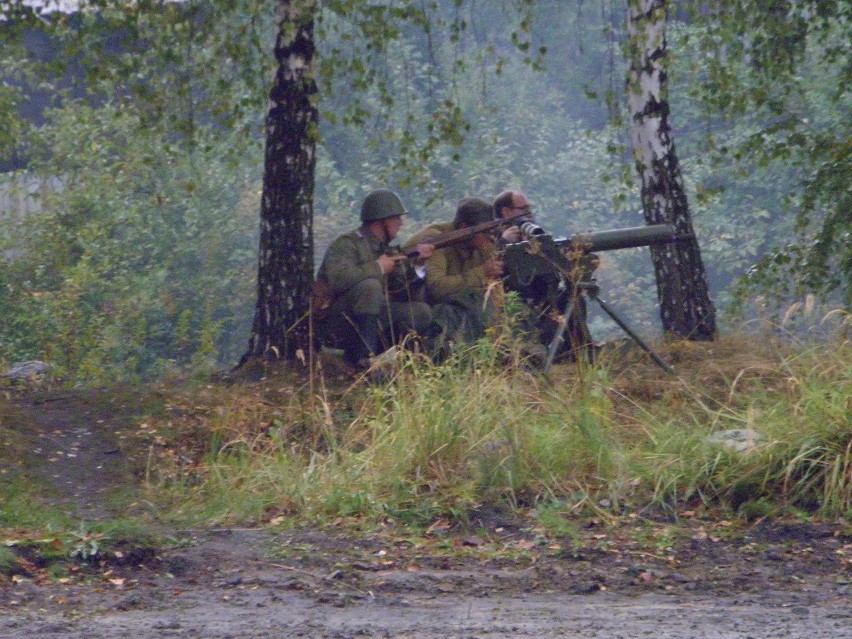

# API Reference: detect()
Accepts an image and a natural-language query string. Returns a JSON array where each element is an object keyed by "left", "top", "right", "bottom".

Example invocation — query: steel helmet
[
  {"left": 453, "top": 197, "right": 493, "bottom": 227},
  {"left": 360, "top": 189, "right": 407, "bottom": 222}
]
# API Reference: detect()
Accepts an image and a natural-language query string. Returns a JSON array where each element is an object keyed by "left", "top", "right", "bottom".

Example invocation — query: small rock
[
  {"left": 707, "top": 429, "right": 763, "bottom": 452},
  {"left": 574, "top": 582, "right": 601, "bottom": 594},
  {"left": 222, "top": 576, "right": 243, "bottom": 587},
  {"left": 3, "top": 360, "right": 49, "bottom": 381},
  {"left": 115, "top": 595, "right": 142, "bottom": 611},
  {"left": 34, "top": 623, "right": 69, "bottom": 634},
  {"left": 152, "top": 620, "right": 182, "bottom": 630}
]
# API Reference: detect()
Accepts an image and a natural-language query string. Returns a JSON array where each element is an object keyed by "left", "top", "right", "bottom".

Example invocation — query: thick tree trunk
[
  {"left": 243, "top": 1, "right": 318, "bottom": 363},
  {"left": 627, "top": 0, "right": 716, "bottom": 340}
]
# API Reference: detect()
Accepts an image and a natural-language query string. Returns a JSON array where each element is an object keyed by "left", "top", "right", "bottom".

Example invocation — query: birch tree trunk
[
  {"left": 243, "top": 0, "right": 318, "bottom": 363},
  {"left": 627, "top": 0, "right": 716, "bottom": 340}
]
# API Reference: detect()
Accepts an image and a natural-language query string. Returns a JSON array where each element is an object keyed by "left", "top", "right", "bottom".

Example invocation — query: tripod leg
[
  {"left": 592, "top": 295, "right": 675, "bottom": 374},
  {"left": 542, "top": 297, "right": 577, "bottom": 374}
]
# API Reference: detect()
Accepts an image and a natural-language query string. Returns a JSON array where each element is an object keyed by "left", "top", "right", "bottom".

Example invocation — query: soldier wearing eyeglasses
[
  {"left": 494, "top": 190, "right": 534, "bottom": 245},
  {"left": 493, "top": 189, "right": 594, "bottom": 363}
]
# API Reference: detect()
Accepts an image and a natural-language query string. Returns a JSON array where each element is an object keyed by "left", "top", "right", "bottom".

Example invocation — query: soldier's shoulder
[
  {"left": 404, "top": 221, "right": 451, "bottom": 246},
  {"left": 326, "top": 228, "right": 363, "bottom": 248}
]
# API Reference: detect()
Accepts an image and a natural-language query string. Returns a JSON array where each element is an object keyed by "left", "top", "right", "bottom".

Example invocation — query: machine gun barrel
[
  {"left": 503, "top": 222, "right": 691, "bottom": 375},
  {"left": 563, "top": 224, "right": 688, "bottom": 253},
  {"left": 505, "top": 223, "right": 692, "bottom": 289}
]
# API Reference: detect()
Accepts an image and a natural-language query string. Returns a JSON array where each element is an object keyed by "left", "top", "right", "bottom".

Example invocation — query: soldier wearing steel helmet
[
  {"left": 316, "top": 189, "right": 435, "bottom": 369},
  {"left": 402, "top": 197, "right": 503, "bottom": 352}
]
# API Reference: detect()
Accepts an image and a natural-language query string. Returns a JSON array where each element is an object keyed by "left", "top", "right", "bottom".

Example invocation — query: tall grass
[
  {"left": 628, "top": 342, "right": 851, "bottom": 516},
  {"left": 150, "top": 333, "right": 851, "bottom": 526}
]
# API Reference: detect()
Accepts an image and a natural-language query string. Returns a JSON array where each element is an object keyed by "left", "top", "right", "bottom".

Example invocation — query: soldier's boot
[{"left": 344, "top": 313, "right": 380, "bottom": 369}]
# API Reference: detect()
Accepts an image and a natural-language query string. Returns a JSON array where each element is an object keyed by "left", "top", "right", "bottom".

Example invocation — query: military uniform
[
  {"left": 403, "top": 217, "right": 497, "bottom": 346},
  {"left": 315, "top": 190, "right": 432, "bottom": 368}
]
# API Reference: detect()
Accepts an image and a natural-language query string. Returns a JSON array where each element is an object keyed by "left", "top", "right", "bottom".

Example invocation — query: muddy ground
[{"left": 1, "top": 388, "right": 850, "bottom": 639}]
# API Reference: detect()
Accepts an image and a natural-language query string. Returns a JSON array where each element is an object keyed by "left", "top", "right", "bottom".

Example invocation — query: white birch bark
[
  {"left": 243, "top": 0, "right": 318, "bottom": 363},
  {"left": 627, "top": 0, "right": 716, "bottom": 340}
]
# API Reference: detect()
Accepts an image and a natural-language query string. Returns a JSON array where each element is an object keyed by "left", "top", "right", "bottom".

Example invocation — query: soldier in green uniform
[
  {"left": 316, "top": 189, "right": 435, "bottom": 369},
  {"left": 402, "top": 197, "right": 503, "bottom": 351}
]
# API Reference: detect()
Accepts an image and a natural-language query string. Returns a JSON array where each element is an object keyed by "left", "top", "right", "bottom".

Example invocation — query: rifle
[{"left": 403, "top": 208, "right": 531, "bottom": 259}]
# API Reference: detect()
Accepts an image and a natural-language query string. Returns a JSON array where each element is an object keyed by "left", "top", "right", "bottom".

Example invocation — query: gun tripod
[{"left": 543, "top": 279, "right": 675, "bottom": 375}]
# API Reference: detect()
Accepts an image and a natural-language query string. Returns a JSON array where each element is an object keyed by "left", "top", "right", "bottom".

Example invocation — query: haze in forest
[{"left": 1, "top": 1, "right": 847, "bottom": 379}]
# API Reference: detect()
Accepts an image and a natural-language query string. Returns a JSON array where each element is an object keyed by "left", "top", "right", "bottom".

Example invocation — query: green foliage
[
  {"left": 0, "top": 83, "right": 30, "bottom": 167},
  {"left": 632, "top": 345, "right": 851, "bottom": 516},
  {"left": 0, "top": 546, "right": 18, "bottom": 576},
  {"left": 2, "top": 0, "right": 849, "bottom": 382},
  {"left": 4, "top": 0, "right": 594, "bottom": 380},
  {"left": 315, "top": 0, "right": 543, "bottom": 180},
  {"left": 0, "top": 1, "right": 275, "bottom": 379},
  {"left": 154, "top": 347, "right": 627, "bottom": 524},
  {"left": 678, "top": 0, "right": 851, "bottom": 307},
  {"left": 0, "top": 102, "right": 259, "bottom": 380}
]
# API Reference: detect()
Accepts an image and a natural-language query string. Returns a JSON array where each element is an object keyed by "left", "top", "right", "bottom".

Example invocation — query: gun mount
[{"left": 502, "top": 224, "right": 688, "bottom": 374}]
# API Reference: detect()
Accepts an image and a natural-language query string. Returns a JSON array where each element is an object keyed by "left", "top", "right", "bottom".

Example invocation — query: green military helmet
[
  {"left": 453, "top": 197, "right": 493, "bottom": 227},
  {"left": 360, "top": 189, "right": 407, "bottom": 222}
]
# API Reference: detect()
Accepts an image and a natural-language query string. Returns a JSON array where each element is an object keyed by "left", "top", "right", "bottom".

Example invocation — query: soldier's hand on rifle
[
  {"left": 483, "top": 257, "right": 504, "bottom": 280},
  {"left": 413, "top": 243, "right": 435, "bottom": 265},
  {"left": 377, "top": 253, "right": 406, "bottom": 274},
  {"left": 501, "top": 226, "right": 521, "bottom": 243}
]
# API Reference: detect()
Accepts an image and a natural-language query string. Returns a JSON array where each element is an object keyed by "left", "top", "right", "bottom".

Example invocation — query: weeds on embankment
[{"left": 145, "top": 317, "right": 850, "bottom": 529}]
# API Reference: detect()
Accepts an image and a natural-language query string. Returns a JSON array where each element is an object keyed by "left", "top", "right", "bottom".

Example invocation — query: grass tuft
[{"left": 143, "top": 331, "right": 851, "bottom": 527}]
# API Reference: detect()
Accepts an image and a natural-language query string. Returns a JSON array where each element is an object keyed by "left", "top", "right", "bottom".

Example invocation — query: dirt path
[
  {"left": 15, "top": 393, "right": 146, "bottom": 520},
  {"left": 3, "top": 525, "right": 849, "bottom": 639},
  {"left": 6, "top": 590, "right": 850, "bottom": 638},
  {"left": 1, "top": 391, "right": 850, "bottom": 638}
]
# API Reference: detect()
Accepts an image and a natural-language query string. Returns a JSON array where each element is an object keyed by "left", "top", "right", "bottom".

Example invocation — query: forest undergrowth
[
  {"left": 1, "top": 318, "right": 850, "bottom": 581},
  {"left": 136, "top": 321, "right": 851, "bottom": 534}
]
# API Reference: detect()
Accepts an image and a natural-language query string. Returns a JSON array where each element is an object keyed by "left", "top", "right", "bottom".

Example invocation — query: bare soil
[{"left": 1, "top": 386, "right": 850, "bottom": 639}]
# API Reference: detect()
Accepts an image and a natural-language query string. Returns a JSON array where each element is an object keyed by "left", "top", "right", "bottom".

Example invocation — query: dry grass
[{"left": 142, "top": 325, "right": 851, "bottom": 526}]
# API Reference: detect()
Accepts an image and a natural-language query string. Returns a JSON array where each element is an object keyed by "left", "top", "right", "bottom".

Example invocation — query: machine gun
[{"left": 502, "top": 223, "right": 690, "bottom": 373}]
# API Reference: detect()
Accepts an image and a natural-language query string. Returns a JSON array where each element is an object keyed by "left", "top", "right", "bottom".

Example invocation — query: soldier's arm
[{"left": 323, "top": 235, "right": 383, "bottom": 295}]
